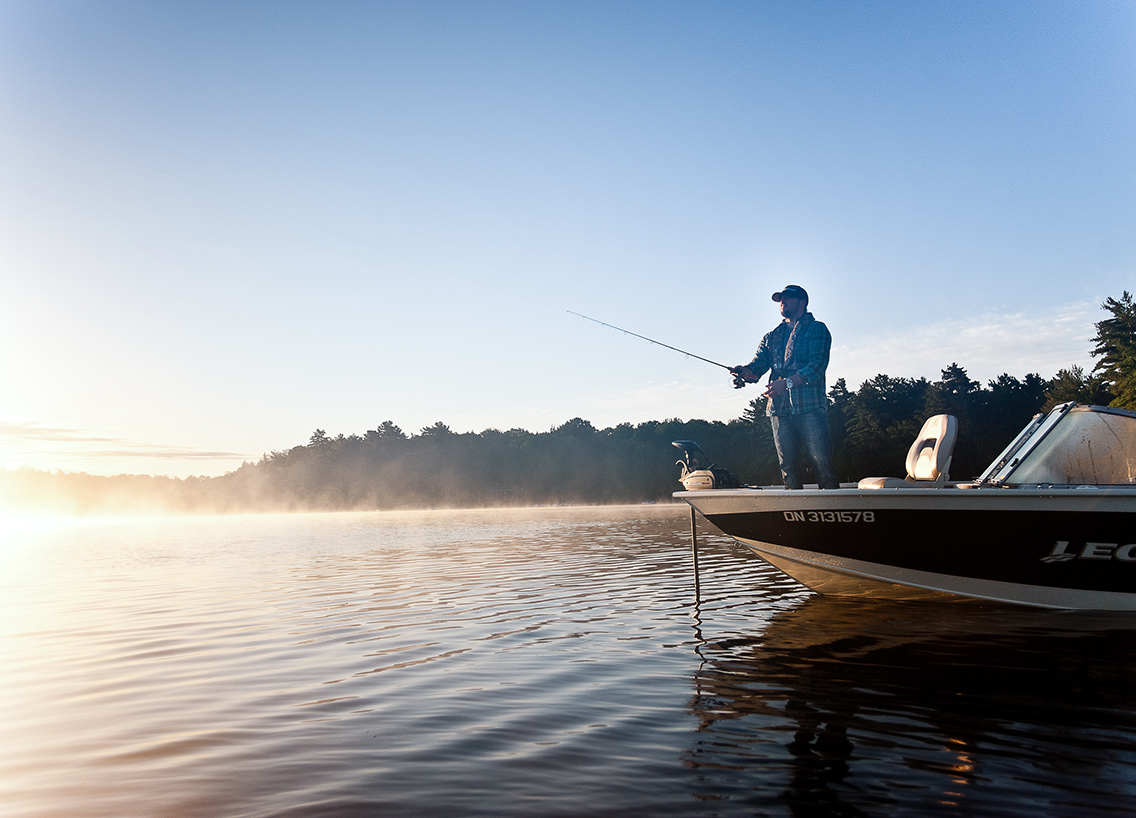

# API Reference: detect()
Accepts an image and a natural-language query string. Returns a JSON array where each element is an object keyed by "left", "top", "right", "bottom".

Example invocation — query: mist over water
[{"left": 3, "top": 506, "right": 1136, "bottom": 817}]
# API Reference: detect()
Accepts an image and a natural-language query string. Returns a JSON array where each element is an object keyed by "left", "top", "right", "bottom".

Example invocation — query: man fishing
[{"left": 729, "top": 284, "right": 840, "bottom": 490}]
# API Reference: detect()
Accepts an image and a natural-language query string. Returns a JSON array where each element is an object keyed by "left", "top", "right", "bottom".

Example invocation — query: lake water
[{"left": 3, "top": 504, "right": 1136, "bottom": 817}]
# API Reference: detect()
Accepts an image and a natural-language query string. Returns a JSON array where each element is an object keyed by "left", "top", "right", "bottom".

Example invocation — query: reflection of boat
[
  {"left": 676, "top": 403, "right": 1136, "bottom": 609},
  {"left": 685, "top": 596, "right": 1136, "bottom": 815}
]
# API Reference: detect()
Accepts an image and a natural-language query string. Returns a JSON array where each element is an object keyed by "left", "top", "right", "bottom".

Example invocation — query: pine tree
[
  {"left": 1090, "top": 291, "right": 1136, "bottom": 410},
  {"left": 1043, "top": 365, "right": 1113, "bottom": 410}
]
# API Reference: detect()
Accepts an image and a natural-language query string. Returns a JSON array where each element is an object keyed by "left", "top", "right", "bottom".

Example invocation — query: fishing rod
[{"left": 567, "top": 310, "right": 748, "bottom": 388}]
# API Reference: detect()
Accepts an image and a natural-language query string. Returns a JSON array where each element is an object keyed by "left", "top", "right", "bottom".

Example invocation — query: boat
[{"left": 674, "top": 402, "right": 1136, "bottom": 610}]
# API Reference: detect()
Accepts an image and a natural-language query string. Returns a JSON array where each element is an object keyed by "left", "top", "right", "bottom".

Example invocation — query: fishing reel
[{"left": 729, "top": 368, "right": 748, "bottom": 389}]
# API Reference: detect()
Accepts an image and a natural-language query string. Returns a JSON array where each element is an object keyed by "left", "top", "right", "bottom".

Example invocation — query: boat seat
[{"left": 858, "top": 414, "right": 958, "bottom": 489}]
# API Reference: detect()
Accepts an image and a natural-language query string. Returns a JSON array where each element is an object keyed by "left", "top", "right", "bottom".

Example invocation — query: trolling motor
[{"left": 672, "top": 440, "right": 741, "bottom": 491}]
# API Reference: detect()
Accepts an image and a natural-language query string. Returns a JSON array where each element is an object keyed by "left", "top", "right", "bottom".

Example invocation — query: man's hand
[
  {"left": 762, "top": 376, "right": 794, "bottom": 399},
  {"left": 728, "top": 366, "right": 759, "bottom": 383},
  {"left": 727, "top": 366, "right": 752, "bottom": 389}
]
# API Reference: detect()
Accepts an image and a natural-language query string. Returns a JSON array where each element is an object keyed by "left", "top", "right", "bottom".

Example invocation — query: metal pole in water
[{"left": 690, "top": 506, "right": 701, "bottom": 604}]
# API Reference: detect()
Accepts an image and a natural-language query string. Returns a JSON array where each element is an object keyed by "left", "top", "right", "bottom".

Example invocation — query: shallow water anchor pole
[{"left": 690, "top": 506, "right": 701, "bottom": 604}]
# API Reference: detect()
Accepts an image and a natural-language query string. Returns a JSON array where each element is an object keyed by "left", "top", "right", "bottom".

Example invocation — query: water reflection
[
  {"left": 8, "top": 508, "right": 1136, "bottom": 817},
  {"left": 686, "top": 596, "right": 1136, "bottom": 816}
]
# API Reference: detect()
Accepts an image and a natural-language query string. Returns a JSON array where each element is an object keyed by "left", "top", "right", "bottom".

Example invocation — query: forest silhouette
[
  {"left": 0, "top": 362, "right": 1112, "bottom": 515},
  {"left": 4, "top": 291, "right": 1132, "bottom": 515}
]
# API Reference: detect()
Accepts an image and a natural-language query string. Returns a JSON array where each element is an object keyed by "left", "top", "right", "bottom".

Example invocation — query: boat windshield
[{"left": 1003, "top": 406, "right": 1136, "bottom": 485}]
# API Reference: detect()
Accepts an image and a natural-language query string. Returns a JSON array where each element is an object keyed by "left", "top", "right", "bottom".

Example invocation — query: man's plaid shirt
[{"left": 745, "top": 312, "right": 832, "bottom": 417}]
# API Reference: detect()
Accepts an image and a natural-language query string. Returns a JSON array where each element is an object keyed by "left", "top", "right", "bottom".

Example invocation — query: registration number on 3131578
[{"left": 783, "top": 511, "right": 876, "bottom": 523}]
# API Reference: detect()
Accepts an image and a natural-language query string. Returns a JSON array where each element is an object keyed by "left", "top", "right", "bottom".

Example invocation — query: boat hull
[{"left": 677, "top": 488, "right": 1136, "bottom": 609}]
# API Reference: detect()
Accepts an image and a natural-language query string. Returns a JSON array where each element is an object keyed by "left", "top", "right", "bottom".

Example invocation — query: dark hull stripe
[{"left": 701, "top": 507, "right": 1136, "bottom": 593}]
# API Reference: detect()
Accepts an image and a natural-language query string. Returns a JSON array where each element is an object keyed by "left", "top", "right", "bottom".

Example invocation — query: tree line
[{"left": 4, "top": 292, "right": 1133, "bottom": 515}]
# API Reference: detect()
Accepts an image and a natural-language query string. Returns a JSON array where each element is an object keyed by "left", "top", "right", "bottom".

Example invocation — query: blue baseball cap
[{"left": 772, "top": 284, "right": 808, "bottom": 302}]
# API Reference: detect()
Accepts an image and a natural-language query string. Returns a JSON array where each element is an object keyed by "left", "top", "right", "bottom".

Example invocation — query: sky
[{"left": 1, "top": 0, "right": 1134, "bottom": 478}]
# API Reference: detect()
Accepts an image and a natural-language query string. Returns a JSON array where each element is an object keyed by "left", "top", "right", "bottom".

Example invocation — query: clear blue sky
[{"left": 2, "top": 1, "right": 1134, "bottom": 477}]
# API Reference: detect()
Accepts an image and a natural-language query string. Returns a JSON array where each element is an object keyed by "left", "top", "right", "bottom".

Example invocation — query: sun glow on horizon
[
  {"left": 0, "top": 509, "right": 92, "bottom": 560},
  {"left": 0, "top": 418, "right": 251, "bottom": 479}
]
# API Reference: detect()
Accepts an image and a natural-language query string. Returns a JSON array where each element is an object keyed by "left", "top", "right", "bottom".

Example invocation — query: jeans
[{"left": 770, "top": 408, "right": 840, "bottom": 489}]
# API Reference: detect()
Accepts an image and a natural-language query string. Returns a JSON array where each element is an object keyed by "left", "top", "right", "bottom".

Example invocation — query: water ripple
[{"left": 3, "top": 506, "right": 1136, "bottom": 817}]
